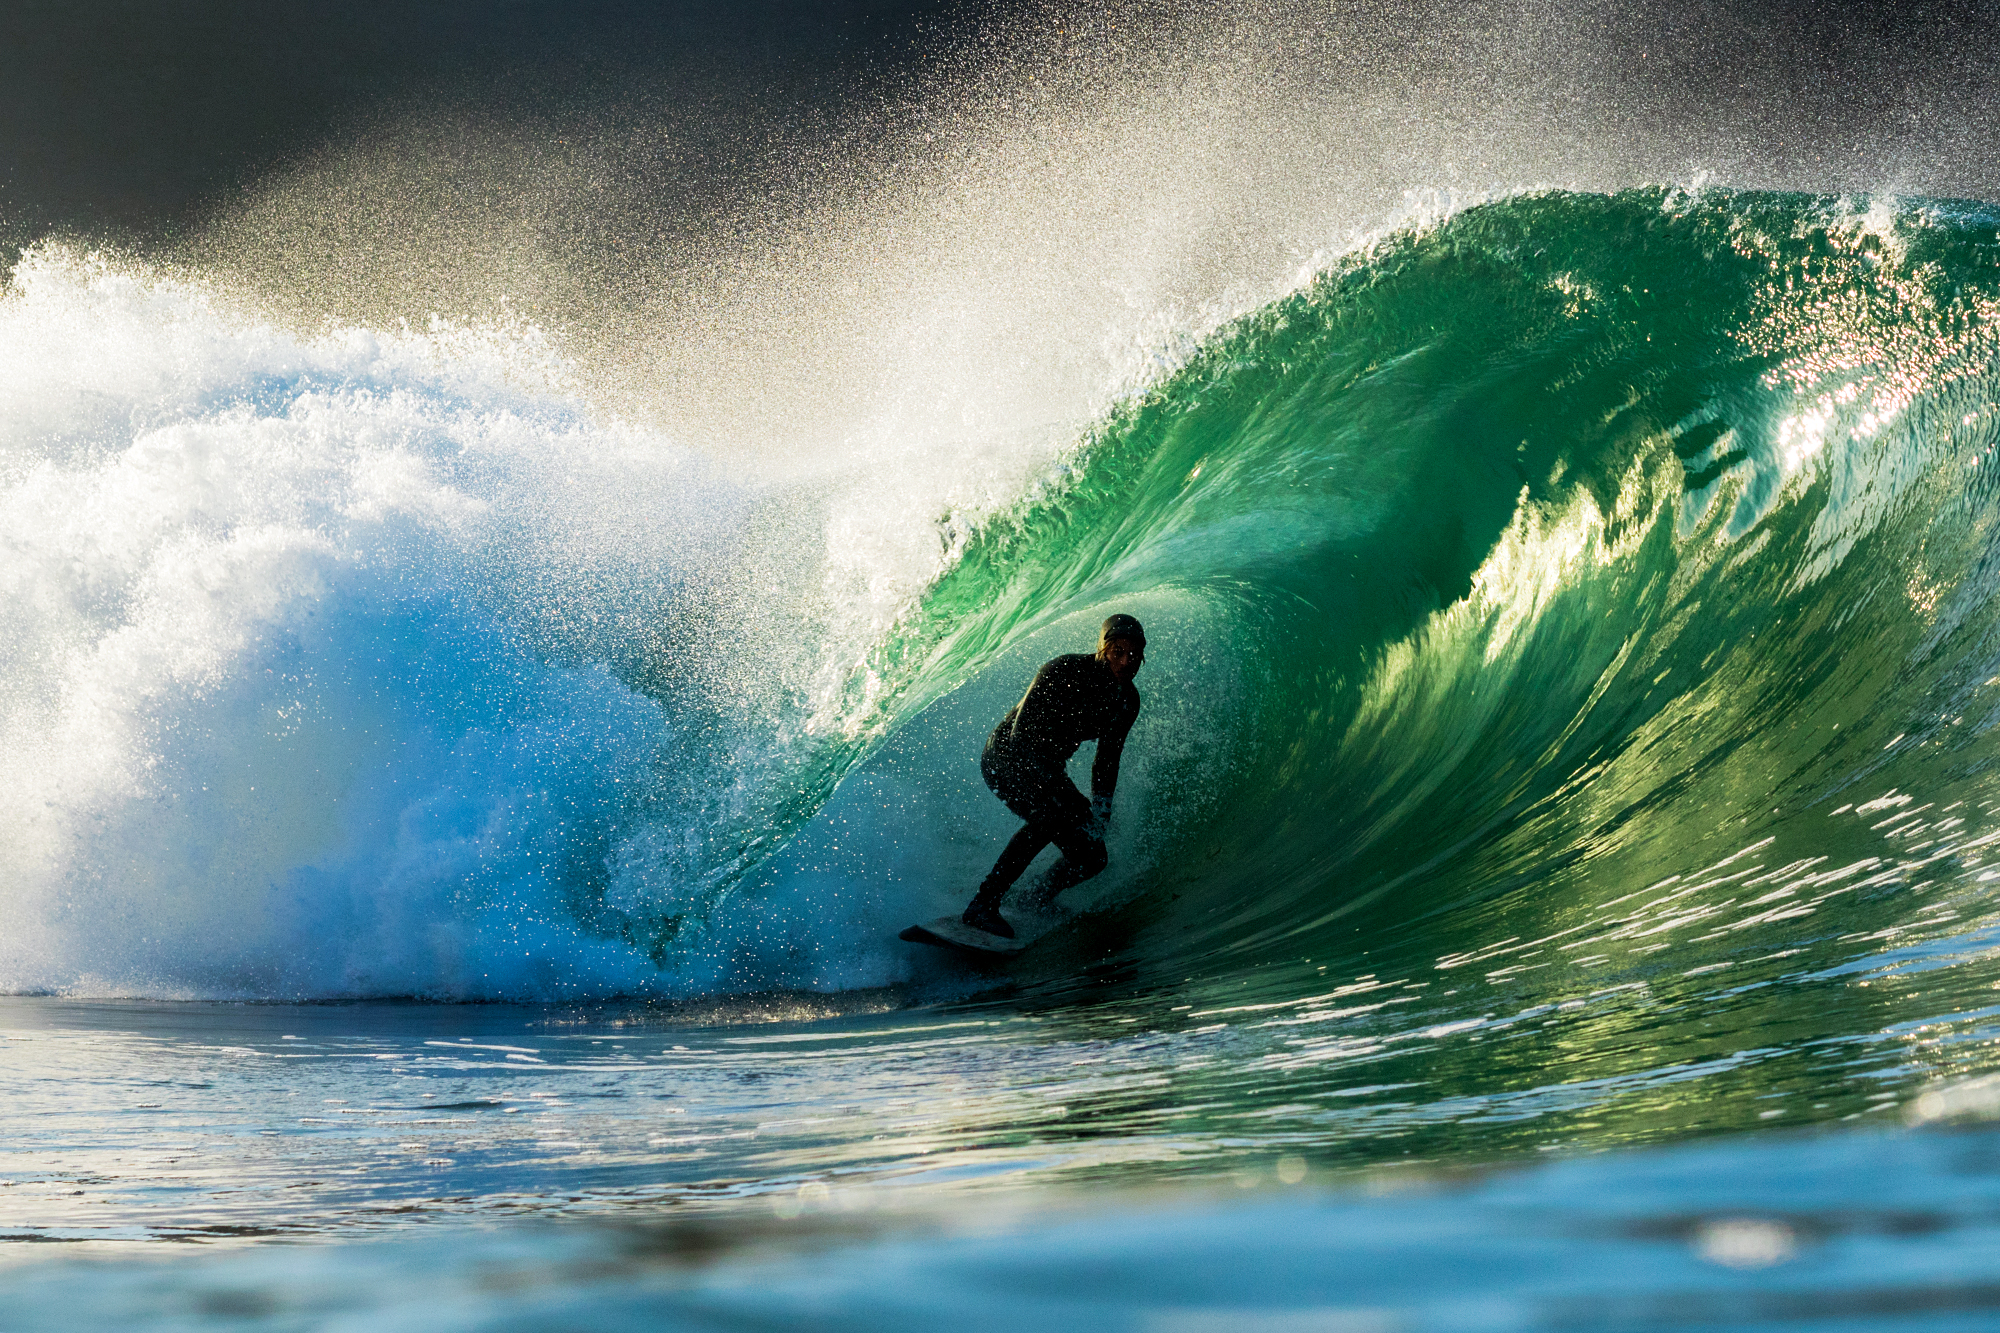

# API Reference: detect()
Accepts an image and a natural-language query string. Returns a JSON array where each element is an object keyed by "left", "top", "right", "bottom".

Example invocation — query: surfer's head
[{"left": 1097, "top": 614, "right": 1145, "bottom": 682}]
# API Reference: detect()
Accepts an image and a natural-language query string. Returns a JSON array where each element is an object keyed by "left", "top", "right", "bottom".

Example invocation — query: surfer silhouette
[{"left": 960, "top": 614, "right": 1145, "bottom": 938}]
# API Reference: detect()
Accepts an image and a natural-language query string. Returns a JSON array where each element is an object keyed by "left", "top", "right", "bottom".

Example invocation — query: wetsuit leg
[
  {"left": 980, "top": 821, "right": 1056, "bottom": 898},
  {"left": 1036, "top": 818, "right": 1110, "bottom": 897},
  {"left": 966, "top": 750, "right": 1106, "bottom": 926}
]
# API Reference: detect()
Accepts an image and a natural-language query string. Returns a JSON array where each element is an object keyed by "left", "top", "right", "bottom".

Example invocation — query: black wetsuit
[{"left": 971, "top": 653, "right": 1141, "bottom": 907}]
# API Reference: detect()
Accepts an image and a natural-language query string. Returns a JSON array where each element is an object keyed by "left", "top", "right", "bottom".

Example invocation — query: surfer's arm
[
  {"left": 1090, "top": 729, "right": 1126, "bottom": 802},
  {"left": 1089, "top": 688, "right": 1139, "bottom": 805}
]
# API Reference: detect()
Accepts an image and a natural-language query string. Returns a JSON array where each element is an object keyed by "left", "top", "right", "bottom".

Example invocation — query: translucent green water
[{"left": 809, "top": 188, "right": 2000, "bottom": 1155}]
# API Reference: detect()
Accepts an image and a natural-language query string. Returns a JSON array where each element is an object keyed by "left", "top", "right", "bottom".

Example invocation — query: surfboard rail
[{"left": 899, "top": 915, "right": 1030, "bottom": 957}]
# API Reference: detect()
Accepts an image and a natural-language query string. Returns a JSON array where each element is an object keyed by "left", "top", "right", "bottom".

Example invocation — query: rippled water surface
[{"left": 11, "top": 1006, "right": 2000, "bottom": 1333}]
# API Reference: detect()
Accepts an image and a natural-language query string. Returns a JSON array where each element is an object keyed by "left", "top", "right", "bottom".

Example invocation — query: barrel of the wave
[{"left": 880, "top": 187, "right": 2000, "bottom": 989}]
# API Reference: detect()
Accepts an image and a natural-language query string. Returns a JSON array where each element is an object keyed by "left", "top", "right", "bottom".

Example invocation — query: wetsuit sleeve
[{"left": 1090, "top": 689, "right": 1140, "bottom": 801}]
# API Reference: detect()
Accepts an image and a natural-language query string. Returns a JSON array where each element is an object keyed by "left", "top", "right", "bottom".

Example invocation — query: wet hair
[{"left": 1097, "top": 613, "right": 1146, "bottom": 654}]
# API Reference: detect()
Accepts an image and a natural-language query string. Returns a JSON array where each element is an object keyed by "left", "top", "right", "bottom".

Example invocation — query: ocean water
[{"left": 14, "top": 4, "right": 2000, "bottom": 1326}]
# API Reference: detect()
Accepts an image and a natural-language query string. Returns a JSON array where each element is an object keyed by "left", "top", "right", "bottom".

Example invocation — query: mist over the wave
[{"left": 160, "top": 1, "right": 2000, "bottom": 467}]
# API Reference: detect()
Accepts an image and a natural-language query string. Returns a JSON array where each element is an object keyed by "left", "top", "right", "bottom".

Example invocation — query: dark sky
[
  {"left": 8, "top": 0, "right": 1996, "bottom": 453},
  {"left": 0, "top": 0, "right": 973, "bottom": 236},
  {"left": 7, "top": 0, "right": 1997, "bottom": 255}
]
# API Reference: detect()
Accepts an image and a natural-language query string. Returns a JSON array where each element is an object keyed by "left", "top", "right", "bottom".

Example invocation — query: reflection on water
[{"left": 8, "top": 1118, "right": 2000, "bottom": 1332}]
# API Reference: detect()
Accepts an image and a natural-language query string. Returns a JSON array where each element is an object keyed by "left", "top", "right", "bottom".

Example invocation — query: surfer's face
[{"left": 1101, "top": 638, "right": 1144, "bottom": 682}]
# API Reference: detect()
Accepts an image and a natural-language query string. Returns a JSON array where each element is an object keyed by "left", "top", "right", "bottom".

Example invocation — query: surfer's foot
[{"left": 961, "top": 900, "right": 1015, "bottom": 938}]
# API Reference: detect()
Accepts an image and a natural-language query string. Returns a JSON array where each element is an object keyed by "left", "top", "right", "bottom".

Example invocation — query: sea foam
[{"left": 0, "top": 247, "right": 761, "bottom": 999}]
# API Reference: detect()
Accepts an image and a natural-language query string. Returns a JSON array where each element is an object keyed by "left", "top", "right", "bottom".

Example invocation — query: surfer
[{"left": 960, "top": 614, "right": 1145, "bottom": 938}]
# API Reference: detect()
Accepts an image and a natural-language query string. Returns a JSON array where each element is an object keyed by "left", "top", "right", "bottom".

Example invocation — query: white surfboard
[{"left": 898, "top": 904, "right": 1072, "bottom": 958}]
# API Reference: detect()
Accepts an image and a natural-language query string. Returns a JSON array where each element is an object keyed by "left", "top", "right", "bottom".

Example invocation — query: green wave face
[{"left": 881, "top": 188, "right": 2000, "bottom": 1037}]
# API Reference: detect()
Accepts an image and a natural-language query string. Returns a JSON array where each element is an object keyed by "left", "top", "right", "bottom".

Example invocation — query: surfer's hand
[{"left": 1089, "top": 795, "right": 1112, "bottom": 837}]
